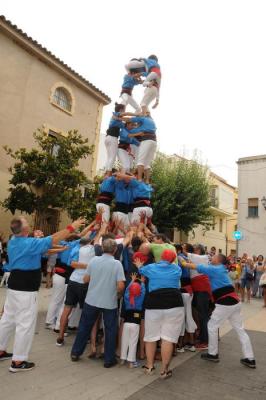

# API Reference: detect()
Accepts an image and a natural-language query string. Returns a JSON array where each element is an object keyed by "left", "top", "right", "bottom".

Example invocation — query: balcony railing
[{"left": 210, "top": 197, "right": 219, "bottom": 208}]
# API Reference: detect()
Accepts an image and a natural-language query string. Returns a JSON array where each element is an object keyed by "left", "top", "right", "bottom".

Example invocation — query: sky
[{"left": 2, "top": 0, "right": 266, "bottom": 186}]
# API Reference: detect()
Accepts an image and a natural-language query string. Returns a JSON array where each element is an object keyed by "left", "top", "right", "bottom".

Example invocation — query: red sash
[{"left": 191, "top": 275, "right": 212, "bottom": 299}]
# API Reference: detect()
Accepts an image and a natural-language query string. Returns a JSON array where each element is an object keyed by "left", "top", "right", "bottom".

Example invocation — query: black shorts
[{"left": 65, "top": 280, "right": 88, "bottom": 308}]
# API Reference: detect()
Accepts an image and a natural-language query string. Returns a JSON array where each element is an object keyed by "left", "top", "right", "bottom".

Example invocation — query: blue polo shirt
[
  {"left": 115, "top": 180, "right": 132, "bottom": 205},
  {"left": 129, "top": 116, "right": 156, "bottom": 133},
  {"left": 139, "top": 261, "right": 182, "bottom": 292},
  {"left": 7, "top": 236, "right": 53, "bottom": 271},
  {"left": 59, "top": 239, "right": 80, "bottom": 265},
  {"left": 129, "top": 179, "right": 153, "bottom": 199},
  {"left": 109, "top": 112, "right": 124, "bottom": 129},
  {"left": 100, "top": 176, "right": 116, "bottom": 194},
  {"left": 122, "top": 74, "right": 141, "bottom": 89},
  {"left": 144, "top": 58, "right": 161, "bottom": 74},
  {"left": 197, "top": 264, "right": 232, "bottom": 291},
  {"left": 120, "top": 128, "right": 140, "bottom": 146}
]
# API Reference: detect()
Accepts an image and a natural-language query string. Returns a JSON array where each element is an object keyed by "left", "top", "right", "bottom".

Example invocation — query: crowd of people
[
  {"left": 0, "top": 215, "right": 263, "bottom": 376},
  {"left": 0, "top": 55, "right": 263, "bottom": 378},
  {"left": 226, "top": 253, "right": 266, "bottom": 305}
]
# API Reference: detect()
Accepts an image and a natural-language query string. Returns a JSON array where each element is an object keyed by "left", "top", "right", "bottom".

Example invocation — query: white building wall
[{"left": 238, "top": 156, "right": 266, "bottom": 256}]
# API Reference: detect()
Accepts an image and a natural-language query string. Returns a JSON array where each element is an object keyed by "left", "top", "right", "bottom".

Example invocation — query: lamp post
[{"left": 261, "top": 196, "right": 266, "bottom": 210}]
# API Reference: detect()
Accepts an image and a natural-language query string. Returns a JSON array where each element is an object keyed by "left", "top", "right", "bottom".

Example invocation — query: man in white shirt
[{"left": 56, "top": 238, "right": 95, "bottom": 346}]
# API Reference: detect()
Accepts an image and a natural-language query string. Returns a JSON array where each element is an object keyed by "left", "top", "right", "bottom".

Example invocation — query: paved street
[{"left": 0, "top": 287, "right": 265, "bottom": 400}]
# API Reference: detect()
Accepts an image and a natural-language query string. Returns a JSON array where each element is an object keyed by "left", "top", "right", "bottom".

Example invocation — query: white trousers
[
  {"left": 96, "top": 203, "right": 111, "bottom": 223},
  {"left": 120, "top": 322, "right": 140, "bottom": 362},
  {"left": 0, "top": 289, "right": 38, "bottom": 361},
  {"left": 208, "top": 303, "right": 254, "bottom": 359},
  {"left": 118, "top": 148, "right": 133, "bottom": 173},
  {"left": 112, "top": 211, "right": 130, "bottom": 233},
  {"left": 120, "top": 93, "right": 141, "bottom": 112},
  {"left": 132, "top": 206, "right": 153, "bottom": 224},
  {"left": 46, "top": 274, "right": 66, "bottom": 326},
  {"left": 140, "top": 86, "right": 159, "bottom": 108},
  {"left": 0, "top": 272, "right": 10, "bottom": 287},
  {"left": 180, "top": 293, "right": 197, "bottom": 336},
  {"left": 104, "top": 136, "right": 118, "bottom": 171},
  {"left": 137, "top": 140, "right": 157, "bottom": 168}
]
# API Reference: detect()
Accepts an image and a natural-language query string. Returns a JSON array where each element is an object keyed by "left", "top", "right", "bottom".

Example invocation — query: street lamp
[{"left": 261, "top": 196, "right": 266, "bottom": 210}]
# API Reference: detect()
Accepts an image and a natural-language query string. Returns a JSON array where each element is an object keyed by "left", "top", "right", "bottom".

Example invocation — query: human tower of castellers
[{"left": 0, "top": 55, "right": 257, "bottom": 377}]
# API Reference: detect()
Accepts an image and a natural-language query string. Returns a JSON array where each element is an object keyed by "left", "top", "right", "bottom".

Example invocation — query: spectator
[
  {"left": 71, "top": 238, "right": 125, "bottom": 368},
  {"left": 240, "top": 258, "right": 255, "bottom": 303},
  {"left": 253, "top": 255, "right": 265, "bottom": 298}
]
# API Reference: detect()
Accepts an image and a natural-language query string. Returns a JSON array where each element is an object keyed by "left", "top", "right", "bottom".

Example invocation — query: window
[
  {"left": 212, "top": 216, "right": 216, "bottom": 230},
  {"left": 210, "top": 187, "right": 218, "bottom": 207},
  {"left": 234, "top": 198, "right": 238, "bottom": 210},
  {"left": 219, "top": 218, "right": 223, "bottom": 233},
  {"left": 48, "top": 130, "right": 60, "bottom": 157},
  {"left": 52, "top": 87, "right": 72, "bottom": 112},
  {"left": 248, "top": 198, "right": 259, "bottom": 218},
  {"left": 234, "top": 224, "right": 237, "bottom": 232}
]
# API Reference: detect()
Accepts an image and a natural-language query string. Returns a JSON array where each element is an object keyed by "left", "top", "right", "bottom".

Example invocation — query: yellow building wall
[{"left": 0, "top": 32, "right": 104, "bottom": 237}]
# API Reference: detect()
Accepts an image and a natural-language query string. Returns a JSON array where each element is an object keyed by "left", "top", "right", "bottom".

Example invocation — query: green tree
[
  {"left": 151, "top": 153, "right": 212, "bottom": 233},
  {"left": 2, "top": 129, "right": 98, "bottom": 223}
]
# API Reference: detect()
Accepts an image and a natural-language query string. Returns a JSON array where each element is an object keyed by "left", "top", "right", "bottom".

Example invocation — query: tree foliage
[
  {"left": 151, "top": 153, "right": 212, "bottom": 233},
  {"left": 2, "top": 129, "right": 98, "bottom": 220}
]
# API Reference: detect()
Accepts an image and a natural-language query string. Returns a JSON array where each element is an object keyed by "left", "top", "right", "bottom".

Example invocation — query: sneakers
[
  {"left": 240, "top": 358, "right": 256, "bottom": 369},
  {"left": 45, "top": 323, "right": 55, "bottom": 330},
  {"left": 129, "top": 361, "right": 140, "bottom": 368},
  {"left": 0, "top": 351, "right": 13, "bottom": 361},
  {"left": 176, "top": 347, "right": 185, "bottom": 353},
  {"left": 9, "top": 361, "right": 35, "bottom": 373},
  {"left": 196, "top": 343, "right": 208, "bottom": 350},
  {"left": 56, "top": 338, "right": 64, "bottom": 347},
  {"left": 184, "top": 344, "right": 196, "bottom": 352},
  {"left": 201, "top": 353, "right": 220, "bottom": 363}
]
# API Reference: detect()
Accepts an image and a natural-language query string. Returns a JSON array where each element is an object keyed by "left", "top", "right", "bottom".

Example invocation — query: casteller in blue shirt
[
  {"left": 129, "top": 116, "right": 156, "bottom": 134},
  {"left": 197, "top": 264, "right": 233, "bottom": 292},
  {"left": 122, "top": 74, "right": 141, "bottom": 90},
  {"left": 139, "top": 261, "right": 182, "bottom": 293},
  {"left": 99, "top": 176, "right": 116, "bottom": 195},
  {"left": 8, "top": 236, "right": 52, "bottom": 271},
  {"left": 129, "top": 179, "right": 153, "bottom": 200},
  {"left": 119, "top": 128, "right": 140, "bottom": 146},
  {"left": 108, "top": 112, "right": 124, "bottom": 130}
]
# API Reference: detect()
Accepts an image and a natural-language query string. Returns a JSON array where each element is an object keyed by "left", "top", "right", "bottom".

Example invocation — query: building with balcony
[
  {"left": 171, "top": 156, "right": 238, "bottom": 255},
  {"left": 186, "top": 172, "right": 238, "bottom": 255},
  {"left": 237, "top": 155, "right": 266, "bottom": 256}
]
